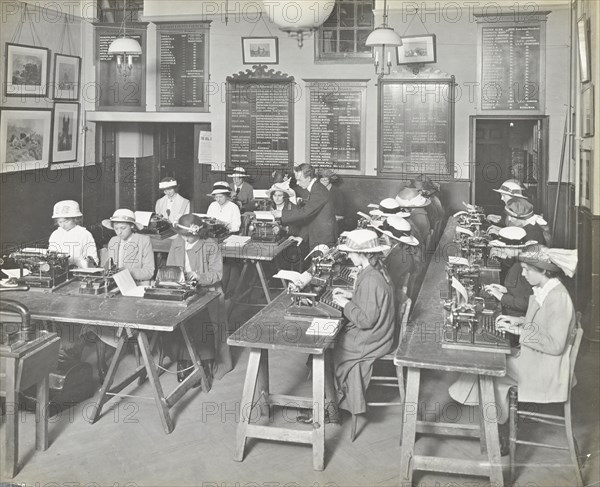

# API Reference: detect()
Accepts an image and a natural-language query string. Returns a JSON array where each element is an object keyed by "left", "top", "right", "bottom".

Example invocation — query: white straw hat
[
  {"left": 488, "top": 226, "right": 537, "bottom": 248},
  {"left": 102, "top": 209, "right": 144, "bottom": 231},
  {"left": 493, "top": 180, "right": 528, "bottom": 199},
  {"left": 208, "top": 181, "right": 232, "bottom": 196},
  {"left": 337, "top": 229, "right": 390, "bottom": 253},
  {"left": 227, "top": 167, "right": 250, "bottom": 178},
  {"left": 371, "top": 215, "right": 419, "bottom": 247},
  {"left": 159, "top": 177, "right": 178, "bottom": 190},
  {"left": 52, "top": 200, "right": 83, "bottom": 219},
  {"left": 395, "top": 187, "right": 431, "bottom": 208}
]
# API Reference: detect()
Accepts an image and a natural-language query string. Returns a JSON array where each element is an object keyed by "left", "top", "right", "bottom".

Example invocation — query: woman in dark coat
[{"left": 331, "top": 230, "right": 396, "bottom": 417}]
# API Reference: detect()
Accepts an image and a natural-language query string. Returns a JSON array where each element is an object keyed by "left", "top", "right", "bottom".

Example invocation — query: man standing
[{"left": 271, "top": 164, "right": 337, "bottom": 250}]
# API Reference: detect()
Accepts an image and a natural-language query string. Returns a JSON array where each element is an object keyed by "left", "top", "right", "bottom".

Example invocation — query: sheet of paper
[
  {"left": 71, "top": 267, "right": 104, "bottom": 274},
  {"left": 273, "top": 270, "right": 313, "bottom": 288},
  {"left": 456, "top": 226, "right": 474, "bottom": 237},
  {"left": 448, "top": 256, "right": 469, "bottom": 266},
  {"left": 21, "top": 247, "right": 48, "bottom": 255},
  {"left": 113, "top": 269, "right": 146, "bottom": 297},
  {"left": 135, "top": 211, "right": 153, "bottom": 227},
  {"left": 306, "top": 318, "right": 340, "bottom": 336},
  {"left": 1, "top": 268, "right": 30, "bottom": 278},
  {"left": 223, "top": 235, "right": 251, "bottom": 247},
  {"left": 451, "top": 276, "right": 469, "bottom": 305},
  {"left": 253, "top": 189, "right": 269, "bottom": 199},
  {"left": 192, "top": 213, "right": 209, "bottom": 218},
  {"left": 198, "top": 131, "right": 212, "bottom": 164},
  {"left": 254, "top": 211, "right": 275, "bottom": 222},
  {"left": 305, "top": 244, "right": 330, "bottom": 260}
]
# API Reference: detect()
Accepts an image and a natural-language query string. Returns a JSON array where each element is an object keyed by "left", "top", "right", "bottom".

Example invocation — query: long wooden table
[
  {"left": 0, "top": 288, "right": 218, "bottom": 434},
  {"left": 227, "top": 292, "right": 341, "bottom": 471},
  {"left": 394, "top": 217, "right": 507, "bottom": 485}
]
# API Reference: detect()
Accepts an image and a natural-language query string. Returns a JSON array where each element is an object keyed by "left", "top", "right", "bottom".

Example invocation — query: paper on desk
[
  {"left": 1, "top": 268, "right": 29, "bottom": 278},
  {"left": 456, "top": 226, "right": 474, "bottom": 237},
  {"left": 253, "top": 189, "right": 269, "bottom": 199},
  {"left": 192, "top": 213, "right": 209, "bottom": 218},
  {"left": 254, "top": 211, "right": 275, "bottom": 221},
  {"left": 448, "top": 256, "right": 469, "bottom": 266},
  {"left": 71, "top": 267, "right": 104, "bottom": 274},
  {"left": 451, "top": 276, "right": 469, "bottom": 305},
  {"left": 273, "top": 270, "right": 312, "bottom": 288},
  {"left": 135, "top": 211, "right": 153, "bottom": 227},
  {"left": 223, "top": 235, "right": 251, "bottom": 247},
  {"left": 113, "top": 269, "right": 146, "bottom": 297},
  {"left": 306, "top": 318, "right": 340, "bottom": 336},
  {"left": 305, "top": 244, "right": 330, "bottom": 260},
  {"left": 21, "top": 247, "right": 49, "bottom": 255}
]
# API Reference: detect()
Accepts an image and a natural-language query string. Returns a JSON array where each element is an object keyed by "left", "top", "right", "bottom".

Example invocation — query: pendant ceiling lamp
[
  {"left": 108, "top": 0, "right": 142, "bottom": 74},
  {"left": 365, "top": 0, "right": 402, "bottom": 76},
  {"left": 261, "top": 0, "right": 335, "bottom": 48}
]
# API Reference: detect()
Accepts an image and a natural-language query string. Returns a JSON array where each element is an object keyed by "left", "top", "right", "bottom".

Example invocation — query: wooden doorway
[
  {"left": 157, "top": 123, "right": 195, "bottom": 207},
  {"left": 470, "top": 116, "right": 549, "bottom": 216}
]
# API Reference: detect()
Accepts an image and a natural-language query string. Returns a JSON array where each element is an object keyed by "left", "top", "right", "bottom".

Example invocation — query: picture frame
[
  {"left": 52, "top": 103, "right": 80, "bottom": 164},
  {"left": 579, "top": 149, "right": 592, "bottom": 209},
  {"left": 0, "top": 108, "right": 53, "bottom": 173},
  {"left": 577, "top": 15, "right": 591, "bottom": 83},
  {"left": 242, "top": 37, "right": 279, "bottom": 65},
  {"left": 53, "top": 54, "right": 81, "bottom": 100},
  {"left": 397, "top": 34, "right": 436, "bottom": 65},
  {"left": 4, "top": 43, "right": 51, "bottom": 97},
  {"left": 581, "top": 83, "right": 594, "bottom": 137}
]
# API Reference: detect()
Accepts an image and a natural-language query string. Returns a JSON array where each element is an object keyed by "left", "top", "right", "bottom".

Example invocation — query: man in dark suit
[{"left": 271, "top": 163, "right": 337, "bottom": 250}]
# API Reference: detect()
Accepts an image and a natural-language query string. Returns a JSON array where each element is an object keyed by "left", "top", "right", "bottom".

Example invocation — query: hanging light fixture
[
  {"left": 261, "top": 0, "right": 335, "bottom": 48},
  {"left": 365, "top": 0, "right": 402, "bottom": 76},
  {"left": 108, "top": 0, "right": 142, "bottom": 75}
]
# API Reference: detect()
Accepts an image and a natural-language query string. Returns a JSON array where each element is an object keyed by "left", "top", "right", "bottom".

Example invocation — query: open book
[{"left": 112, "top": 269, "right": 146, "bottom": 297}]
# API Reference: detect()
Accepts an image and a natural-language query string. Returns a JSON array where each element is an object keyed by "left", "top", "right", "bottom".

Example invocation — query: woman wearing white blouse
[{"left": 206, "top": 181, "right": 241, "bottom": 233}]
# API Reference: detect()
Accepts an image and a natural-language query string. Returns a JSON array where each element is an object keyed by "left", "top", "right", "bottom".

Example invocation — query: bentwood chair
[{"left": 508, "top": 315, "right": 584, "bottom": 486}]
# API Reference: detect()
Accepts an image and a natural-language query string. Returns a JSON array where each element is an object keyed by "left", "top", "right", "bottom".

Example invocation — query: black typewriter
[
  {"left": 71, "top": 263, "right": 117, "bottom": 295},
  {"left": 247, "top": 218, "right": 288, "bottom": 243},
  {"left": 144, "top": 266, "right": 202, "bottom": 302},
  {"left": 9, "top": 248, "right": 70, "bottom": 289},
  {"left": 199, "top": 217, "right": 230, "bottom": 242},
  {"left": 139, "top": 214, "right": 176, "bottom": 238}
]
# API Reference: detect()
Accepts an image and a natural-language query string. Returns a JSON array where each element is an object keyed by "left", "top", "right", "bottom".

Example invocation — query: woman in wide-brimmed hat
[
  {"left": 165, "top": 214, "right": 232, "bottom": 384},
  {"left": 504, "top": 197, "right": 552, "bottom": 246},
  {"left": 227, "top": 167, "right": 255, "bottom": 212},
  {"left": 395, "top": 187, "right": 431, "bottom": 245},
  {"left": 449, "top": 244, "right": 578, "bottom": 455},
  {"left": 409, "top": 174, "right": 445, "bottom": 230},
  {"left": 206, "top": 181, "right": 241, "bottom": 233},
  {"left": 155, "top": 177, "right": 191, "bottom": 224},
  {"left": 102, "top": 209, "right": 154, "bottom": 285}
]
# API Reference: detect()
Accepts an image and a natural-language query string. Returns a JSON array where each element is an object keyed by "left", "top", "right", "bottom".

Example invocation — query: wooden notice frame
[
  {"left": 226, "top": 65, "right": 295, "bottom": 170},
  {"left": 475, "top": 12, "right": 549, "bottom": 115},
  {"left": 377, "top": 77, "right": 455, "bottom": 178},
  {"left": 94, "top": 24, "right": 147, "bottom": 111},
  {"left": 156, "top": 22, "right": 210, "bottom": 112},
  {"left": 304, "top": 79, "right": 368, "bottom": 174}
]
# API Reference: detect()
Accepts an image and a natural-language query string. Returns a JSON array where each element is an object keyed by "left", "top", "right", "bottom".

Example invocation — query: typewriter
[
  {"left": 144, "top": 266, "right": 203, "bottom": 302},
  {"left": 71, "top": 260, "right": 118, "bottom": 295},
  {"left": 309, "top": 248, "right": 357, "bottom": 288},
  {"left": 9, "top": 248, "right": 70, "bottom": 289},
  {"left": 198, "top": 217, "right": 230, "bottom": 242},
  {"left": 247, "top": 217, "right": 288, "bottom": 243},
  {"left": 285, "top": 282, "right": 344, "bottom": 320},
  {"left": 139, "top": 214, "right": 175, "bottom": 238}
]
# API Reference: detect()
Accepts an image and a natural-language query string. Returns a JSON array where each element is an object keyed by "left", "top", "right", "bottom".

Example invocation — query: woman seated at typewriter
[
  {"left": 48, "top": 200, "right": 98, "bottom": 267},
  {"left": 266, "top": 182, "right": 303, "bottom": 270},
  {"left": 503, "top": 197, "right": 552, "bottom": 247},
  {"left": 155, "top": 177, "right": 191, "bottom": 224},
  {"left": 102, "top": 209, "right": 155, "bottom": 285},
  {"left": 329, "top": 230, "right": 396, "bottom": 422},
  {"left": 449, "top": 245, "right": 577, "bottom": 455},
  {"left": 206, "top": 181, "right": 241, "bottom": 234},
  {"left": 166, "top": 214, "right": 232, "bottom": 384},
  {"left": 395, "top": 187, "right": 431, "bottom": 246}
]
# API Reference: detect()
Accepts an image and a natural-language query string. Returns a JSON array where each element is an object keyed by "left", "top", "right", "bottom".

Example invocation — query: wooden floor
[{"left": 2, "top": 302, "right": 599, "bottom": 487}]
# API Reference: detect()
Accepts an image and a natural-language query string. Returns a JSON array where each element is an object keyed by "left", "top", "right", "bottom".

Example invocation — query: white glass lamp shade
[
  {"left": 262, "top": 0, "right": 335, "bottom": 33},
  {"left": 365, "top": 26, "right": 403, "bottom": 47},
  {"left": 108, "top": 36, "right": 142, "bottom": 56}
]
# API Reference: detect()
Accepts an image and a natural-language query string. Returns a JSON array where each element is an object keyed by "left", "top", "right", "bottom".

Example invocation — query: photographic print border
[
  {"left": 52, "top": 102, "right": 80, "bottom": 164},
  {"left": 396, "top": 35, "right": 436, "bottom": 65},
  {"left": 0, "top": 107, "right": 53, "bottom": 173},
  {"left": 53, "top": 54, "right": 81, "bottom": 101},
  {"left": 4, "top": 43, "right": 51, "bottom": 97},
  {"left": 242, "top": 37, "right": 279, "bottom": 65}
]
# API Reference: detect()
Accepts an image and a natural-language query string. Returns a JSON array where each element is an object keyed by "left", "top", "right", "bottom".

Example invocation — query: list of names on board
[
  {"left": 481, "top": 25, "right": 541, "bottom": 111},
  {"left": 157, "top": 24, "right": 208, "bottom": 110},
  {"left": 308, "top": 85, "right": 363, "bottom": 170},
  {"left": 380, "top": 81, "right": 453, "bottom": 175},
  {"left": 228, "top": 83, "right": 292, "bottom": 166}
]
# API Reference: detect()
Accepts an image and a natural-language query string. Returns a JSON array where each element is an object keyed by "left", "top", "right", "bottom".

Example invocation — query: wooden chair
[
  {"left": 509, "top": 316, "right": 584, "bottom": 486},
  {"left": 350, "top": 297, "right": 412, "bottom": 441}
]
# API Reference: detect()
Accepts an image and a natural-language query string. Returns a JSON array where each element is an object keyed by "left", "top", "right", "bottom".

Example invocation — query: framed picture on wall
[
  {"left": 581, "top": 83, "right": 594, "bottom": 137},
  {"left": 52, "top": 103, "right": 79, "bottom": 164},
  {"left": 4, "top": 43, "right": 51, "bottom": 97},
  {"left": 242, "top": 37, "right": 279, "bottom": 64},
  {"left": 0, "top": 108, "right": 53, "bottom": 173},
  {"left": 53, "top": 54, "right": 81, "bottom": 100},
  {"left": 577, "top": 15, "right": 591, "bottom": 83},
  {"left": 397, "top": 35, "right": 436, "bottom": 65},
  {"left": 579, "top": 149, "right": 592, "bottom": 209}
]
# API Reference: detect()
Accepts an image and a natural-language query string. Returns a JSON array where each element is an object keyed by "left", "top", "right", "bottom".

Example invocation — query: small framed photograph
[
  {"left": 52, "top": 102, "right": 79, "bottom": 164},
  {"left": 579, "top": 149, "right": 592, "bottom": 209},
  {"left": 53, "top": 54, "right": 81, "bottom": 100},
  {"left": 397, "top": 34, "right": 436, "bottom": 65},
  {"left": 242, "top": 37, "right": 279, "bottom": 65},
  {"left": 4, "top": 43, "right": 51, "bottom": 97},
  {"left": 581, "top": 83, "right": 594, "bottom": 137},
  {"left": 577, "top": 15, "right": 591, "bottom": 83},
  {"left": 0, "top": 108, "right": 53, "bottom": 173}
]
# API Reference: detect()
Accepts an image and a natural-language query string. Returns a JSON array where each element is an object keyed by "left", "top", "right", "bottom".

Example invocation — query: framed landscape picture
[
  {"left": 53, "top": 54, "right": 81, "bottom": 100},
  {"left": 4, "top": 43, "right": 51, "bottom": 97},
  {"left": 0, "top": 108, "right": 53, "bottom": 173},
  {"left": 242, "top": 37, "right": 279, "bottom": 64},
  {"left": 52, "top": 103, "right": 79, "bottom": 164},
  {"left": 397, "top": 35, "right": 437, "bottom": 65}
]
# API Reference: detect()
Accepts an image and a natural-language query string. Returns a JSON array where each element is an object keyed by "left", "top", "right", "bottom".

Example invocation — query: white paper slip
[
  {"left": 254, "top": 211, "right": 275, "bottom": 221},
  {"left": 112, "top": 269, "right": 146, "bottom": 297},
  {"left": 71, "top": 267, "right": 104, "bottom": 274},
  {"left": 448, "top": 256, "right": 469, "bottom": 266},
  {"left": 223, "top": 235, "right": 251, "bottom": 247},
  {"left": 1, "top": 268, "right": 30, "bottom": 278},
  {"left": 253, "top": 189, "right": 269, "bottom": 199},
  {"left": 192, "top": 213, "right": 209, "bottom": 218},
  {"left": 21, "top": 247, "right": 49, "bottom": 255},
  {"left": 273, "top": 270, "right": 312, "bottom": 288},
  {"left": 451, "top": 276, "right": 469, "bottom": 305},
  {"left": 134, "top": 211, "right": 153, "bottom": 227},
  {"left": 306, "top": 318, "right": 340, "bottom": 336}
]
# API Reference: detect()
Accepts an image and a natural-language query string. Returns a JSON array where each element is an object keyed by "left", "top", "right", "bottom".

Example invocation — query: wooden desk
[
  {"left": 1, "top": 289, "right": 218, "bottom": 434},
  {"left": 150, "top": 235, "right": 294, "bottom": 305},
  {"left": 394, "top": 218, "right": 507, "bottom": 485},
  {"left": 227, "top": 292, "right": 341, "bottom": 471}
]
